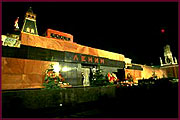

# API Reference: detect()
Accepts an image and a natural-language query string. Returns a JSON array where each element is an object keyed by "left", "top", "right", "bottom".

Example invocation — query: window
[
  {"left": 61, "top": 36, "right": 64, "bottom": 39},
  {"left": 55, "top": 34, "right": 59, "bottom": 38},
  {"left": 51, "top": 33, "right": 55, "bottom": 38},
  {"left": 26, "top": 27, "right": 30, "bottom": 32},
  {"left": 31, "top": 29, "right": 35, "bottom": 33},
  {"left": 57, "top": 35, "right": 62, "bottom": 39},
  {"left": 64, "top": 37, "right": 67, "bottom": 40}
]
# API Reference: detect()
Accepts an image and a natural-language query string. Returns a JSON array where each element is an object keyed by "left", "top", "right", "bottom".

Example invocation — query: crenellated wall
[
  {"left": 141, "top": 65, "right": 167, "bottom": 79},
  {"left": 125, "top": 64, "right": 168, "bottom": 83},
  {"left": 160, "top": 65, "right": 179, "bottom": 78}
]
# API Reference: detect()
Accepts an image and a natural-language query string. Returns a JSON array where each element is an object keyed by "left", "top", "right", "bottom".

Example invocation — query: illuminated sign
[
  {"left": 73, "top": 54, "right": 105, "bottom": 64},
  {"left": 64, "top": 52, "right": 125, "bottom": 68}
]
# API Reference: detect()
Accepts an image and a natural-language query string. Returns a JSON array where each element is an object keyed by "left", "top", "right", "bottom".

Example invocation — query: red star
[{"left": 161, "top": 29, "right": 165, "bottom": 33}]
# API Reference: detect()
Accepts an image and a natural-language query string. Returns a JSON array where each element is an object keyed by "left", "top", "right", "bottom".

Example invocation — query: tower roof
[{"left": 27, "top": 7, "right": 33, "bottom": 13}]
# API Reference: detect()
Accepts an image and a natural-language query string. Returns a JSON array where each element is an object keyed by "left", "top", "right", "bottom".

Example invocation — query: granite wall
[
  {"left": 2, "top": 86, "right": 116, "bottom": 110},
  {"left": 1, "top": 57, "right": 82, "bottom": 90}
]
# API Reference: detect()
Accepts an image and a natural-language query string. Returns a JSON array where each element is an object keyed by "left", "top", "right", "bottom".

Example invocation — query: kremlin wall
[{"left": 1, "top": 8, "right": 178, "bottom": 90}]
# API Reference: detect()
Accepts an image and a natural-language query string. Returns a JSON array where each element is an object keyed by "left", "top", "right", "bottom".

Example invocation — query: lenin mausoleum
[{"left": 1, "top": 7, "right": 179, "bottom": 90}]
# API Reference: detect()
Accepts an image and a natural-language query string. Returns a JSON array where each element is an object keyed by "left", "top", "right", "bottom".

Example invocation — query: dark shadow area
[{"left": 2, "top": 79, "right": 178, "bottom": 118}]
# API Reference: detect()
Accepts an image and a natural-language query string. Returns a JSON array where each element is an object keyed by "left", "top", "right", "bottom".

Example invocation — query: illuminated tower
[
  {"left": 21, "top": 7, "right": 38, "bottom": 35},
  {"left": 159, "top": 28, "right": 177, "bottom": 66},
  {"left": 163, "top": 44, "right": 175, "bottom": 65}
]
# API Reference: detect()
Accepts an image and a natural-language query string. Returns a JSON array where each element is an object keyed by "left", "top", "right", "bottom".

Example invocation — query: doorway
[
  {"left": 81, "top": 67, "right": 90, "bottom": 86},
  {"left": 117, "top": 69, "right": 125, "bottom": 81}
]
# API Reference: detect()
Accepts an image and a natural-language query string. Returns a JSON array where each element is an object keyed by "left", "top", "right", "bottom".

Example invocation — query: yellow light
[
  {"left": 53, "top": 63, "right": 60, "bottom": 73},
  {"left": 62, "top": 66, "right": 71, "bottom": 72}
]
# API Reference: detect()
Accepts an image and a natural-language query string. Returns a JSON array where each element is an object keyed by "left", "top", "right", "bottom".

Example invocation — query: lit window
[
  {"left": 31, "top": 29, "right": 34, "bottom": 33},
  {"left": 26, "top": 27, "right": 30, "bottom": 32}
]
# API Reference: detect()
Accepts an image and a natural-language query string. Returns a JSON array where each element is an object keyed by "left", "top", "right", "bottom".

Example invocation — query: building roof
[{"left": 20, "top": 32, "right": 125, "bottom": 62}]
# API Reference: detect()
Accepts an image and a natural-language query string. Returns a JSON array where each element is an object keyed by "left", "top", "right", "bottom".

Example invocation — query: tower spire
[{"left": 27, "top": 6, "right": 33, "bottom": 13}]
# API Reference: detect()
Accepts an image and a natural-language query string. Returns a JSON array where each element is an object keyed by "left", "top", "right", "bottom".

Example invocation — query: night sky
[{"left": 2, "top": 2, "right": 178, "bottom": 66}]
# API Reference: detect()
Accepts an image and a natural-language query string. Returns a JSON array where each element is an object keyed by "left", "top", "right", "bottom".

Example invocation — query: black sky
[{"left": 2, "top": 2, "right": 178, "bottom": 66}]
